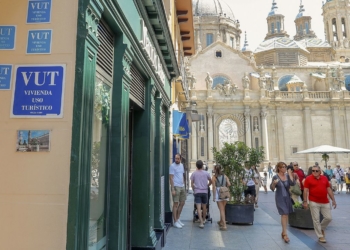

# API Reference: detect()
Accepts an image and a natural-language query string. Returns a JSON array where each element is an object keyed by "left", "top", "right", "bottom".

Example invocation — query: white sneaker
[
  {"left": 178, "top": 220, "right": 184, "bottom": 226},
  {"left": 203, "top": 219, "right": 207, "bottom": 224},
  {"left": 173, "top": 221, "right": 182, "bottom": 229}
]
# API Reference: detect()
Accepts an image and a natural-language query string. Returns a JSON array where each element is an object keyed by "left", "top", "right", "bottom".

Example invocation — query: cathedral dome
[{"left": 193, "top": 0, "right": 235, "bottom": 21}]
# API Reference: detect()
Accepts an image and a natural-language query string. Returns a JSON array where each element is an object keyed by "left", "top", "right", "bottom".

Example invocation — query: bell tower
[
  {"left": 294, "top": 0, "right": 316, "bottom": 41},
  {"left": 322, "top": 0, "right": 350, "bottom": 60},
  {"left": 265, "top": 0, "right": 289, "bottom": 40}
]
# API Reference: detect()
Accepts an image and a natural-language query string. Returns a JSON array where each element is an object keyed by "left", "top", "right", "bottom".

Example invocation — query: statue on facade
[
  {"left": 215, "top": 79, "right": 238, "bottom": 96},
  {"left": 242, "top": 73, "right": 250, "bottom": 89},
  {"left": 254, "top": 117, "right": 259, "bottom": 132},
  {"left": 189, "top": 74, "right": 196, "bottom": 89},
  {"left": 205, "top": 72, "right": 213, "bottom": 89},
  {"left": 259, "top": 76, "right": 267, "bottom": 89},
  {"left": 344, "top": 38, "right": 349, "bottom": 48}
]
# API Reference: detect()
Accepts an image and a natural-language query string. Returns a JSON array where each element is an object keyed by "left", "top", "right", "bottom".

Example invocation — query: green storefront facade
[{"left": 67, "top": 0, "right": 179, "bottom": 249}]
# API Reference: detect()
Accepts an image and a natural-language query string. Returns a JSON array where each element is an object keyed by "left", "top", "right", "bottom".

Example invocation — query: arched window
[
  {"left": 342, "top": 18, "right": 347, "bottom": 38},
  {"left": 212, "top": 75, "right": 230, "bottom": 88},
  {"left": 219, "top": 119, "right": 238, "bottom": 149},
  {"left": 305, "top": 22, "right": 309, "bottom": 34},
  {"left": 345, "top": 74, "right": 350, "bottom": 91},
  {"left": 332, "top": 18, "right": 338, "bottom": 41},
  {"left": 277, "top": 22, "right": 281, "bottom": 33}
]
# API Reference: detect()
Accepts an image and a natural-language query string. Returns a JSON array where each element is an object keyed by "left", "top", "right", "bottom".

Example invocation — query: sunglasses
[
  {"left": 312, "top": 170, "right": 320, "bottom": 172},
  {"left": 293, "top": 165, "right": 298, "bottom": 166}
]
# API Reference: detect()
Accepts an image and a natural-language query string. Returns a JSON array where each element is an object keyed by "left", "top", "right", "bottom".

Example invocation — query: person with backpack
[
  {"left": 345, "top": 169, "right": 350, "bottom": 194},
  {"left": 212, "top": 164, "right": 231, "bottom": 231},
  {"left": 333, "top": 164, "right": 345, "bottom": 194}
]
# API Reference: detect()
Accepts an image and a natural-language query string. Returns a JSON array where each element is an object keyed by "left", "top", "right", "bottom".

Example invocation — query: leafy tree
[{"left": 213, "top": 141, "right": 264, "bottom": 204}]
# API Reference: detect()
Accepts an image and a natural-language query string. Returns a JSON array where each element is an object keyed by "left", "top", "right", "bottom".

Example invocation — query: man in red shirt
[
  {"left": 303, "top": 165, "right": 337, "bottom": 243},
  {"left": 293, "top": 162, "right": 305, "bottom": 200}
]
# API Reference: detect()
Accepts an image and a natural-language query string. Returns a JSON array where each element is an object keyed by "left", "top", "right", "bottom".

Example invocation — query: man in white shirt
[
  {"left": 169, "top": 154, "right": 186, "bottom": 228},
  {"left": 333, "top": 164, "right": 345, "bottom": 194}
]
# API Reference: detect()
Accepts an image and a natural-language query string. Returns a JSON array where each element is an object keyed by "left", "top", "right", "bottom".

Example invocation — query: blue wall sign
[
  {"left": 0, "top": 65, "right": 12, "bottom": 90},
  {"left": 11, "top": 65, "right": 66, "bottom": 118},
  {"left": 0, "top": 26, "right": 16, "bottom": 50},
  {"left": 27, "top": 30, "right": 52, "bottom": 54},
  {"left": 27, "top": 0, "right": 52, "bottom": 23}
]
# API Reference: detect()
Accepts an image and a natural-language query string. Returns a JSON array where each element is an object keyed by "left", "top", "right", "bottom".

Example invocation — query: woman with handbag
[
  {"left": 270, "top": 162, "right": 295, "bottom": 243},
  {"left": 212, "top": 164, "right": 231, "bottom": 231},
  {"left": 252, "top": 165, "right": 261, "bottom": 208}
]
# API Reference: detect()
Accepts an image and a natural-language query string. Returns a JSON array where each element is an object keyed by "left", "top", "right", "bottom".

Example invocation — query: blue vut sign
[
  {"left": 0, "top": 65, "right": 12, "bottom": 90},
  {"left": 27, "top": 30, "right": 52, "bottom": 54},
  {"left": 27, "top": 0, "right": 52, "bottom": 23},
  {"left": 11, "top": 65, "right": 66, "bottom": 118},
  {"left": 0, "top": 26, "right": 16, "bottom": 50}
]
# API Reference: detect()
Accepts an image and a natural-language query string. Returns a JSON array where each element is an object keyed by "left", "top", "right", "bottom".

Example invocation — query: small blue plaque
[
  {"left": 0, "top": 26, "right": 16, "bottom": 50},
  {"left": 11, "top": 65, "right": 66, "bottom": 118},
  {"left": 27, "top": 0, "right": 52, "bottom": 23},
  {"left": 0, "top": 65, "right": 12, "bottom": 90},
  {"left": 27, "top": 30, "right": 52, "bottom": 54}
]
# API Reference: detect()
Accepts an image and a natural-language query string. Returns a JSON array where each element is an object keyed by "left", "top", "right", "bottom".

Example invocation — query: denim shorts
[{"left": 194, "top": 193, "right": 208, "bottom": 204}]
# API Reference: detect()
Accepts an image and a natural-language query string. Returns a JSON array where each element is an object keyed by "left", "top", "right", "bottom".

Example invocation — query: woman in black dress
[{"left": 270, "top": 162, "right": 295, "bottom": 243}]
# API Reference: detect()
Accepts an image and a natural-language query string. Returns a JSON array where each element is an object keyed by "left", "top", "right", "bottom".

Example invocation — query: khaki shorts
[{"left": 173, "top": 186, "right": 186, "bottom": 202}]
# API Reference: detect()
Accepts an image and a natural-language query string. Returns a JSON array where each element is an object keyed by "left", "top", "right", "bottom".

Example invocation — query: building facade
[
  {"left": 0, "top": 0, "right": 194, "bottom": 249},
  {"left": 188, "top": 0, "right": 350, "bottom": 171}
]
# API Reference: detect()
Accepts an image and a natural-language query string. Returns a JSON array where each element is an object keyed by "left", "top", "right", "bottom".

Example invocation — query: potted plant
[
  {"left": 213, "top": 141, "right": 265, "bottom": 225},
  {"left": 288, "top": 201, "right": 323, "bottom": 229}
]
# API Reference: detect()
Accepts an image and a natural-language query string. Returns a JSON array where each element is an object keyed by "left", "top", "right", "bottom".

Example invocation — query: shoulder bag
[{"left": 218, "top": 175, "right": 230, "bottom": 200}]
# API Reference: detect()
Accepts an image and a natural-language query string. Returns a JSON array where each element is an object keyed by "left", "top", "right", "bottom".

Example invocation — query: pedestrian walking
[
  {"left": 324, "top": 165, "right": 333, "bottom": 179},
  {"left": 331, "top": 175, "right": 337, "bottom": 192},
  {"left": 212, "top": 164, "right": 231, "bottom": 231},
  {"left": 270, "top": 162, "right": 295, "bottom": 243},
  {"left": 190, "top": 160, "right": 212, "bottom": 229},
  {"left": 262, "top": 172, "right": 268, "bottom": 193},
  {"left": 345, "top": 169, "right": 350, "bottom": 194},
  {"left": 303, "top": 165, "right": 337, "bottom": 243},
  {"left": 252, "top": 165, "right": 261, "bottom": 208},
  {"left": 169, "top": 154, "right": 186, "bottom": 229},
  {"left": 268, "top": 162, "right": 273, "bottom": 178},
  {"left": 293, "top": 162, "right": 305, "bottom": 201},
  {"left": 243, "top": 165, "right": 256, "bottom": 203},
  {"left": 333, "top": 164, "right": 345, "bottom": 194}
]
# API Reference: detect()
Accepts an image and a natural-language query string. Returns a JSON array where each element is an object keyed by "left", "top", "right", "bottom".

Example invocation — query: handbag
[
  {"left": 218, "top": 175, "right": 230, "bottom": 199},
  {"left": 290, "top": 184, "right": 302, "bottom": 196}
]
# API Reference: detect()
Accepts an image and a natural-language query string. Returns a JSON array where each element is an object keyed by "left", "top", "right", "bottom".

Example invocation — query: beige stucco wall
[{"left": 0, "top": 1, "right": 78, "bottom": 249}]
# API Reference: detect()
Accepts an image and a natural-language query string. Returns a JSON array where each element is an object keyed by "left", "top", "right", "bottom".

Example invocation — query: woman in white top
[{"left": 212, "top": 165, "right": 231, "bottom": 231}]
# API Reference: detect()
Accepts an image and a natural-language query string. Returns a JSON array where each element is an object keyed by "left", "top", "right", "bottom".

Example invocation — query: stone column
[
  {"left": 244, "top": 107, "right": 252, "bottom": 148},
  {"left": 191, "top": 121, "right": 197, "bottom": 170},
  {"left": 207, "top": 109, "right": 214, "bottom": 164},
  {"left": 276, "top": 107, "right": 285, "bottom": 161},
  {"left": 331, "top": 105, "right": 341, "bottom": 163},
  {"left": 260, "top": 107, "right": 270, "bottom": 161},
  {"left": 303, "top": 106, "right": 314, "bottom": 167}
]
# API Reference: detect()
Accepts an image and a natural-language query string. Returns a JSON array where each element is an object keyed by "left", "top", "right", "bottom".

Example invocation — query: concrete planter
[
  {"left": 225, "top": 203, "right": 254, "bottom": 225},
  {"left": 288, "top": 208, "right": 323, "bottom": 229}
]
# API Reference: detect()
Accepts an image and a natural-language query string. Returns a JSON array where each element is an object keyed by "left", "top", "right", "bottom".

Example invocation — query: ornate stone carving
[
  {"left": 215, "top": 79, "right": 238, "bottom": 96},
  {"left": 205, "top": 72, "right": 213, "bottom": 89},
  {"left": 260, "top": 111, "right": 268, "bottom": 118},
  {"left": 219, "top": 119, "right": 239, "bottom": 149},
  {"left": 253, "top": 116, "right": 259, "bottom": 132},
  {"left": 242, "top": 72, "right": 250, "bottom": 89}
]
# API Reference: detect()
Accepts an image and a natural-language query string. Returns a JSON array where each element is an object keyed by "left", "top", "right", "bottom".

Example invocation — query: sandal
[
  {"left": 217, "top": 221, "right": 223, "bottom": 226},
  {"left": 282, "top": 233, "right": 290, "bottom": 243},
  {"left": 219, "top": 226, "right": 227, "bottom": 231}
]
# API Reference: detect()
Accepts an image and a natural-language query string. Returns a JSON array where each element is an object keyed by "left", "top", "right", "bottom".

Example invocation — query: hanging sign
[
  {"left": 27, "top": 29, "right": 52, "bottom": 54},
  {"left": 0, "top": 65, "right": 12, "bottom": 90},
  {"left": 0, "top": 26, "right": 16, "bottom": 50},
  {"left": 27, "top": 0, "right": 52, "bottom": 23},
  {"left": 11, "top": 64, "right": 66, "bottom": 118}
]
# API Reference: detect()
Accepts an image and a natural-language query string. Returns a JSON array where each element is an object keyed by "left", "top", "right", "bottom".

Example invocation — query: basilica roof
[
  {"left": 297, "top": 38, "right": 331, "bottom": 48},
  {"left": 254, "top": 37, "right": 309, "bottom": 53},
  {"left": 193, "top": 0, "right": 235, "bottom": 21}
]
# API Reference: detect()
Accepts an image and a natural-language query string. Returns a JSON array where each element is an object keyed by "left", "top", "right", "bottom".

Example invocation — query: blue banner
[
  {"left": 0, "top": 26, "right": 16, "bottom": 50},
  {"left": 11, "top": 65, "right": 66, "bottom": 118},
  {"left": 27, "top": 0, "right": 52, "bottom": 23},
  {"left": 0, "top": 65, "right": 12, "bottom": 90},
  {"left": 27, "top": 30, "right": 52, "bottom": 54},
  {"left": 173, "top": 110, "right": 190, "bottom": 139}
]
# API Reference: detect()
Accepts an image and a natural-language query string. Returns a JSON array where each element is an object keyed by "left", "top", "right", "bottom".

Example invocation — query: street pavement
[{"left": 163, "top": 173, "right": 350, "bottom": 250}]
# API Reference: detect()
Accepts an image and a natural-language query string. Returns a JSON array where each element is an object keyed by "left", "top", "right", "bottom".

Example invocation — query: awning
[{"left": 173, "top": 110, "right": 190, "bottom": 139}]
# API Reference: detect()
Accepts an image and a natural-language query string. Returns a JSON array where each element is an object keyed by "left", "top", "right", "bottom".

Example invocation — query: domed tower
[
  {"left": 265, "top": 0, "right": 289, "bottom": 40},
  {"left": 294, "top": 0, "right": 316, "bottom": 41},
  {"left": 322, "top": 0, "right": 350, "bottom": 60},
  {"left": 192, "top": 0, "right": 241, "bottom": 51}
]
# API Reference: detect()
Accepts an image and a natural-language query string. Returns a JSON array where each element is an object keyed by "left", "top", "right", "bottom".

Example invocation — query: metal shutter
[
  {"left": 130, "top": 64, "right": 146, "bottom": 109},
  {"left": 97, "top": 21, "right": 114, "bottom": 78}
]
